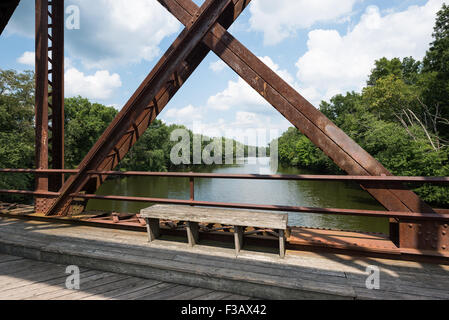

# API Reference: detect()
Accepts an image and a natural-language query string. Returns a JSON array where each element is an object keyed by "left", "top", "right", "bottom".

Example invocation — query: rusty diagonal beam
[
  {"left": 45, "top": 0, "right": 243, "bottom": 216},
  {"left": 161, "top": 0, "right": 435, "bottom": 215},
  {"left": 163, "top": 0, "right": 433, "bottom": 213},
  {"left": 46, "top": 0, "right": 434, "bottom": 218}
]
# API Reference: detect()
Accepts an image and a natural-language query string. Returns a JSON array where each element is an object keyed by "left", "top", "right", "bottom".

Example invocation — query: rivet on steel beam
[
  {"left": 408, "top": 224, "right": 413, "bottom": 228},
  {"left": 443, "top": 245, "right": 447, "bottom": 250}
]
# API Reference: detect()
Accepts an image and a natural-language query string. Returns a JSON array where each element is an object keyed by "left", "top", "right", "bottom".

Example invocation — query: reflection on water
[{"left": 86, "top": 157, "right": 389, "bottom": 234}]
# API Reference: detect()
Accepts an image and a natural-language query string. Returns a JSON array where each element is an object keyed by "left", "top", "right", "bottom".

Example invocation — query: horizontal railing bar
[
  {"left": 71, "top": 193, "right": 449, "bottom": 222},
  {"left": 1, "top": 169, "right": 448, "bottom": 184},
  {"left": 0, "top": 189, "right": 60, "bottom": 196},
  {"left": 87, "top": 171, "right": 449, "bottom": 184},
  {"left": 0, "top": 169, "right": 78, "bottom": 174}
]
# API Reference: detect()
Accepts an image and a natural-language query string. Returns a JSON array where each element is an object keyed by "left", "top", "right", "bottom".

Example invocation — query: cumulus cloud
[
  {"left": 295, "top": 0, "right": 445, "bottom": 105},
  {"left": 165, "top": 104, "right": 203, "bottom": 123},
  {"left": 16, "top": 51, "right": 118, "bottom": 101},
  {"left": 249, "top": 0, "right": 359, "bottom": 45},
  {"left": 6, "top": 0, "right": 181, "bottom": 68},
  {"left": 17, "top": 51, "right": 35, "bottom": 66},
  {"left": 207, "top": 56, "right": 294, "bottom": 112},
  {"left": 209, "top": 60, "right": 227, "bottom": 73},
  {"left": 162, "top": 56, "right": 293, "bottom": 142},
  {"left": 65, "top": 68, "right": 122, "bottom": 100}
]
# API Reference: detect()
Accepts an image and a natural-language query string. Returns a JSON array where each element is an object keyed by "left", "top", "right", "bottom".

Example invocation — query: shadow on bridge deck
[{"left": 0, "top": 216, "right": 448, "bottom": 300}]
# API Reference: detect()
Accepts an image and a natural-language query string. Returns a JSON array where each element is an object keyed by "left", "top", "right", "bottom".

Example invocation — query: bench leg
[
  {"left": 186, "top": 221, "right": 199, "bottom": 247},
  {"left": 145, "top": 218, "right": 160, "bottom": 242},
  {"left": 234, "top": 226, "right": 244, "bottom": 256},
  {"left": 279, "top": 229, "right": 285, "bottom": 258}
]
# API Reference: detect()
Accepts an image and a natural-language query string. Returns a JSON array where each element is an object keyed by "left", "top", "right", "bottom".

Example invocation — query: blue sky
[{"left": 0, "top": 0, "right": 445, "bottom": 145}]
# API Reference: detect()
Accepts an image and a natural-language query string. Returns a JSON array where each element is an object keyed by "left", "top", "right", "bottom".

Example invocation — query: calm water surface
[{"left": 86, "top": 158, "right": 388, "bottom": 234}]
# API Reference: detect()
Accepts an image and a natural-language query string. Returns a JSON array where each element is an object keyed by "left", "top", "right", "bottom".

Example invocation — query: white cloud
[
  {"left": 65, "top": 68, "right": 122, "bottom": 100},
  {"left": 16, "top": 51, "right": 120, "bottom": 101},
  {"left": 207, "top": 56, "right": 294, "bottom": 112},
  {"left": 7, "top": 0, "right": 181, "bottom": 68},
  {"left": 209, "top": 60, "right": 227, "bottom": 73},
  {"left": 165, "top": 104, "right": 203, "bottom": 123},
  {"left": 162, "top": 56, "right": 293, "bottom": 143},
  {"left": 17, "top": 51, "right": 35, "bottom": 66},
  {"left": 295, "top": 0, "right": 445, "bottom": 105},
  {"left": 249, "top": 0, "right": 359, "bottom": 45}
]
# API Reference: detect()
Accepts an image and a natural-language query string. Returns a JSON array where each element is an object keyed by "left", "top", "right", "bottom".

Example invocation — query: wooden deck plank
[
  {"left": 1, "top": 217, "right": 448, "bottom": 300},
  {"left": 0, "top": 254, "right": 24, "bottom": 263},
  {"left": 0, "top": 223, "right": 350, "bottom": 283},
  {"left": 114, "top": 282, "right": 178, "bottom": 300},
  {"left": 82, "top": 279, "right": 162, "bottom": 300},
  {"left": 167, "top": 287, "right": 214, "bottom": 300},
  {"left": 139, "top": 284, "right": 194, "bottom": 300},
  {"left": 33, "top": 273, "right": 130, "bottom": 300},
  {"left": 193, "top": 291, "right": 233, "bottom": 300},
  {"left": 0, "top": 253, "right": 242, "bottom": 300},
  {"left": 51, "top": 276, "right": 140, "bottom": 300},
  {"left": 0, "top": 260, "right": 51, "bottom": 275},
  {"left": 0, "top": 226, "right": 357, "bottom": 298},
  {"left": 0, "top": 268, "right": 94, "bottom": 293},
  {"left": 223, "top": 294, "right": 253, "bottom": 300},
  {"left": 0, "top": 270, "right": 100, "bottom": 300}
]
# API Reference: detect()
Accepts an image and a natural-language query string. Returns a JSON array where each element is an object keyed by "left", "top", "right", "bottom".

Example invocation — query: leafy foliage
[
  {"left": 275, "top": 4, "right": 449, "bottom": 207},
  {"left": 64, "top": 97, "right": 118, "bottom": 168},
  {"left": 0, "top": 70, "right": 35, "bottom": 202}
]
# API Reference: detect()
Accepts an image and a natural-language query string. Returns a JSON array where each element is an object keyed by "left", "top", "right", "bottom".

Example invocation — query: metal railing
[{"left": 1, "top": 169, "right": 449, "bottom": 222}]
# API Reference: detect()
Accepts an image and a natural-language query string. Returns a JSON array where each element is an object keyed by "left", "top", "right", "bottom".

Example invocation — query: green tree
[
  {"left": 64, "top": 96, "right": 118, "bottom": 168},
  {"left": 0, "top": 69, "right": 35, "bottom": 201},
  {"left": 422, "top": 3, "right": 449, "bottom": 139}
]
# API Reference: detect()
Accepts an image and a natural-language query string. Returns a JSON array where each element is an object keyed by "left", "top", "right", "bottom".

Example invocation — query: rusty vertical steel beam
[
  {"left": 48, "top": 0, "right": 65, "bottom": 192},
  {"left": 45, "top": 0, "right": 237, "bottom": 216},
  {"left": 34, "top": 0, "right": 49, "bottom": 214}
]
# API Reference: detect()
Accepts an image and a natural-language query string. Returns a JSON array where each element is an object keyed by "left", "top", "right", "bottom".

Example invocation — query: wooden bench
[{"left": 140, "top": 204, "right": 288, "bottom": 258}]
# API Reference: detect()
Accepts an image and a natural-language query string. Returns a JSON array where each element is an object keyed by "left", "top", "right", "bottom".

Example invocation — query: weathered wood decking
[
  {"left": 0, "top": 253, "right": 250, "bottom": 300},
  {"left": 0, "top": 216, "right": 448, "bottom": 300}
]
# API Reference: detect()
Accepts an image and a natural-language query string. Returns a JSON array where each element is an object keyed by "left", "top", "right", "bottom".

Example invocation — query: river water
[{"left": 86, "top": 157, "right": 389, "bottom": 234}]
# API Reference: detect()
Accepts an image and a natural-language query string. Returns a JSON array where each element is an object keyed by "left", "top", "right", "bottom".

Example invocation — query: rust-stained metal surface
[
  {"left": 161, "top": 0, "right": 434, "bottom": 215},
  {"left": 34, "top": 0, "right": 65, "bottom": 213},
  {"left": 45, "top": 0, "right": 245, "bottom": 217},
  {"left": 3, "top": 201, "right": 449, "bottom": 261},
  {"left": 0, "top": 0, "right": 19, "bottom": 35},
  {"left": 1, "top": 0, "right": 448, "bottom": 258},
  {"left": 48, "top": 0, "right": 65, "bottom": 192},
  {"left": 2, "top": 168, "right": 449, "bottom": 184},
  {"left": 34, "top": 0, "right": 50, "bottom": 214},
  {"left": 1, "top": 167, "right": 449, "bottom": 256}
]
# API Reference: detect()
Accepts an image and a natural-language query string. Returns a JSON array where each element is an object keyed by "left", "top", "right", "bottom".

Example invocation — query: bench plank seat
[
  {"left": 140, "top": 205, "right": 288, "bottom": 258},
  {"left": 140, "top": 205, "right": 288, "bottom": 230}
]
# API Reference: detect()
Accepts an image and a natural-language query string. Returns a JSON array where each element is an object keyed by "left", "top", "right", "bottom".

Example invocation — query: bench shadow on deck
[{"left": 0, "top": 217, "right": 449, "bottom": 300}]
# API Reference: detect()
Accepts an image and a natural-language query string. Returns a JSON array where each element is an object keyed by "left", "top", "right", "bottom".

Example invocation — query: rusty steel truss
[
  {"left": 34, "top": 0, "right": 65, "bottom": 215},
  {"left": 0, "top": 0, "right": 448, "bottom": 257}
]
